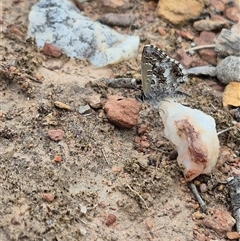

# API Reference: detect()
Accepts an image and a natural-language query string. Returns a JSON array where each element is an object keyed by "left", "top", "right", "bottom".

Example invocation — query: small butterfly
[{"left": 140, "top": 45, "right": 188, "bottom": 104}]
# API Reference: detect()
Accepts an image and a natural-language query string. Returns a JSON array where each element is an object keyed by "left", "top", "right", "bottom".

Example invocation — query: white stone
[
  {"left": 27, "top": 0, "right": 139, "bottom": 67},
  {"left": 159, "top": 100, "right": 219, "bottom": 181}
]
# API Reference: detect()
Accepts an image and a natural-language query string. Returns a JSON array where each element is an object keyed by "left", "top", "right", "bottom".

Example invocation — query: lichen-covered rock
[{"left": 27, "top": 0, "right": 139, "bottom": 67}]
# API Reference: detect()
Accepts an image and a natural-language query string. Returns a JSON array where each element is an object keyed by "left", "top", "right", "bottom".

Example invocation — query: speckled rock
[
  {"left": 28, "top": 0, "right": 139, "bottom": 67},
  {"left": 216, "top": 56, "right": 240, "bottom": 84}
]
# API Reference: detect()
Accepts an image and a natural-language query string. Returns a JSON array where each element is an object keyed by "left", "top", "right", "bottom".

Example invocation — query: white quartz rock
[
  {"left": 159, "top": 100, "right": 219, "bottom": 181},
  {"left": 27, "top": 0, "right": 139, "bottom": 67}
]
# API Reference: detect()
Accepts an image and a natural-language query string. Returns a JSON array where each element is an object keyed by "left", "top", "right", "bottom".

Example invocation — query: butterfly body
[{"left": 141, "top": 45, "right": 188, "bottom": 105}]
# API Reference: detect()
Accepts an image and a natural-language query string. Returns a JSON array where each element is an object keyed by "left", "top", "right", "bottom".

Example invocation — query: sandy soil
[{"left": 0, "top": 0, "right": 239, "bottom": 240}]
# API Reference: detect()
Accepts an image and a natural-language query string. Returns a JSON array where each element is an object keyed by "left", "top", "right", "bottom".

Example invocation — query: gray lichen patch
[{"left": 27, "top": 0, "right": 139, "bottom": 67}]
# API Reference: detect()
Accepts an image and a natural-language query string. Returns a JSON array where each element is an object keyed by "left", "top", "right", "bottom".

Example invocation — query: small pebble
[
  {"left": 141, "top": 140, "right": 150, "bottom": 148},
  {"left": 218, "top": 184, "right": 224, "bottom": 191},
  {"left": 53, "top": 155, "right": 62, "bottom": 162},
  {"left": 78, "top": 105, "right": 92, "bottom": 115},
  {"left": 11, "top": 215, "right": 21, "bottom": 225},
  {"left": 112, "top": 166, "right": 121, "bottom": 173},
  {"left": 42, "top": 43, "right": 62, "bottom": 58},
  {"left": 105, "top": 214, "right": 116, "bottom": 226},
  {"left": 199, "top": 183, "right": 207, "bottom": 193},
  {"left": 48, "top": 129, "right": 64, "bottom": 141},
  {"left": 192, "top": 211, "right": 205, "bottom": 220},
  {"left": 138, "top": 124, "right": 148, "bottom": 135},
  {"left": 145, "top": 218, "right": 153, "bottom": 230},
  {"left": 54, "top": 101, "right": 71, "bottom": 111},
  {"left": 43, "top": 193, "right": 55, "bottom": 202},
  {"left": 227, "top": 231, "right": 240, "bottom": 240}
]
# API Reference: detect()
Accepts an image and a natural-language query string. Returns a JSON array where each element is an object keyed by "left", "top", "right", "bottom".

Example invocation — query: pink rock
[
  {"left": 175, "top": 49, "right": 192, "bottom": 68},
  {"left": 105, "top": 213, "right": 116, "bottom": 226},
  {"left": 157, "top": 26, "right": 167, "bottom": 36},
  {"left": 48, "top": 129, "right": 64, "bottom": 141},
  {"left": 43, "top": 193, "right": 55, "bottom": 202},
  {"left": 141, "top": 140, "right": 150, "bottom": 148},
  {"left": 203, "top": 210, "right": 236, "bottom": 235},
  {"left": 138, "top": 124, "right": 148, "bottom": 135},
  {"left": 180, "top": 30, "right": 195, "bottom": 40},
  {"left": 103, "top": 95, "right": 142, "bottom": 128},
  {"left": 42, "top": 43, "right": 62, "bottom": 58},
  {"left": 194, "top": 31, "right": 217, "bottom": 65},
  {"left": 11, "top": 215, "right": 22, "bottom": 225},
  {"left": 210, "top": 0, "right": 226, "bottom": 12},
  {"left": 224, "top": 7, "right": 240, "bottom": 22},
  {"left": 194, "top": 31, "right": 216, "bottom": 45},
  {"left": 199, "top": 49, "right": 217, "bottom": 65}
]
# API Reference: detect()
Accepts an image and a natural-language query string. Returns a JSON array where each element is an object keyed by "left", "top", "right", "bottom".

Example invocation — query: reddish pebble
[
  {"left": 138, "top": 124, "right": 148, "bottom": 135},
  {"left": 157, "top": 27, "right": 167, "bottom": 36},
  {"left": 105, "top": 214, "right": 116, "bottom": 226},
  {"left": 210, "top": 0, "right": 225, "bottom": 12},
  {"left": 141, "top": 140, "right": 150, "bottom": 148},
  {"left": 180, "top": 30, "right": 195, "bottom": 40},
  {"left": 42, "top": 43, "right": 62, "bottom": 58},
  {"left": 227, "top": 231, "right": 240, "bottom": 240},
  {"left": 225, "top": 7, "right": 240, "bottom": 22},
  {"left": 145, "top": 218, "right": 153, "bottom": 230},
  {"left": 134, "top": 136, "right": 141, "bottom": 143},
  {"left": 11, "top": 215, "right": 21, "bottom": 225},
  {"left": 43, "top": 193, "right": 55, "bottom": 202},
  {"left": 48, "top": 129, "right": 64, "bottom": 141},
  {"left": 54, "top": 155, "right": 62, "bottom": 162},
  {"left": 112, "top": 166, "right": 121, "bottom": 173},
  {"left": 10, "top": 26, "right": 25, "bottom": 39}
]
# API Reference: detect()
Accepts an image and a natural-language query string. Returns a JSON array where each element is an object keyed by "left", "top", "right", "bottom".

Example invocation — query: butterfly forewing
[{"left": 141, "top": 45, "right": 188, "bottom": 103}]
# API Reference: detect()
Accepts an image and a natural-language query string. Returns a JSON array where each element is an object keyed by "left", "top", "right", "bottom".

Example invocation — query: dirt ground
[{"left": 0, "top": 0, "right": 239, "bottom": 241}]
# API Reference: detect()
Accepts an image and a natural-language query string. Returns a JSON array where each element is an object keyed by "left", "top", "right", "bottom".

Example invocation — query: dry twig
[
  {"left": 188, "top": 182, "right": 207, "bottom": 212},
  {"left": 127, "top": 184, "right": 149, "bottom": 209}
]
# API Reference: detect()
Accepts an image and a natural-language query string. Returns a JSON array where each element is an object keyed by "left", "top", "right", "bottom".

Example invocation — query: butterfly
[{"left": 140, "top": 45, "right": 188, "bottom": 105}]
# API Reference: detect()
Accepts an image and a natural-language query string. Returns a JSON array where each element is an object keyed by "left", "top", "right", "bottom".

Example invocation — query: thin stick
[
  {"left": 185, "top": 44, "right": 215, "bottom": 52},
  {"left": 188, "top": 182, "right": 207, "bottom": 213},
  {"left": 127, "top": 184, "right": 149, "bottom": 209},
  {"left": 101, "top": 149, "right": 110, "bottom": 165},
  {"left": 217, "top": 126, "right": 234, "bottom": 136}
]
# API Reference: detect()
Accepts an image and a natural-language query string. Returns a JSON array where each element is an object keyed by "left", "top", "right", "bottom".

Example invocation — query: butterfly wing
[
  {"left": 141, "top": 47, "right": 153, "bottom": 97},
  {"left": 141, "top": 45, "right": 188, "bottom": 101}
]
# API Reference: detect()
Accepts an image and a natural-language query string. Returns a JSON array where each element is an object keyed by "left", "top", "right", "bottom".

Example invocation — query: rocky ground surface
[{"left": 0, "top": 0, "right": 240, "bottom": 241}]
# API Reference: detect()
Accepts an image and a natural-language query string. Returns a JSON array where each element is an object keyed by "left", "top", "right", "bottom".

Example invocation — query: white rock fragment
[
  {"left": 159, "top": 100, "right": 219, "bottom": 181},
  {"left": 27, "top": 0, "right": 139, "bottom": 67}
]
